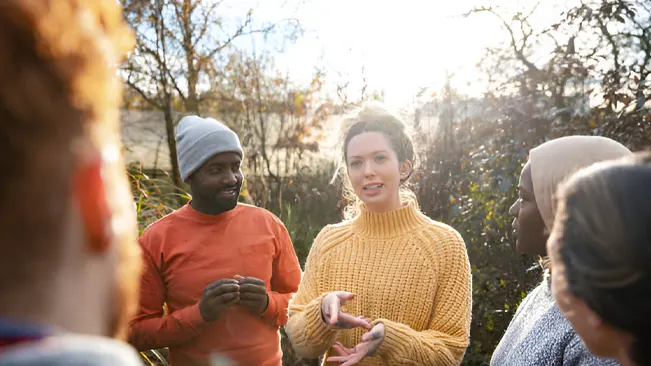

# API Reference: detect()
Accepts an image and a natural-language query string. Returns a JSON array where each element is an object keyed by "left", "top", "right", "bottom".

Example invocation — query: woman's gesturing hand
[
  {"left": 327, "top": 323, "right": 385, "bottom": 366},
  {"left": 321, "top": 291, "right": 372, "bottom": 330}
]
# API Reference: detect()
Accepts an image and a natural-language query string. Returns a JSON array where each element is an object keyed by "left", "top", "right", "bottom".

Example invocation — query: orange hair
[{"left": 0, "top": 0, "right": 137, "bottom": 339}]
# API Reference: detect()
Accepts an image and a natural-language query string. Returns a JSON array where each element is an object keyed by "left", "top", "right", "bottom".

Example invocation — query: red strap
[{"left": 0, "top": 335, "right": 43, "bottom": 350}]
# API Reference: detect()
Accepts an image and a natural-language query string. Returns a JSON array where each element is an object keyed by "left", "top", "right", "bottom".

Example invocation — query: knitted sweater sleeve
[
  {"left": 284, "top": 226, "right": 339, "bottom": 358},
  {"left": 373, "top": 227, "right": 472, "bottom": 365}
]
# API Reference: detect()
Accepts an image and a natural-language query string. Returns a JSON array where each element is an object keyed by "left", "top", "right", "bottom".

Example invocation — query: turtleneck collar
[{"left": 351, "top": 201, "right": 431, "bottom": 238}]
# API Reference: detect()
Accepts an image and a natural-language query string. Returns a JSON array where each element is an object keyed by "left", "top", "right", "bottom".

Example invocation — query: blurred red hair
[{"left": 0, "top": 0, "right": 140, "bottom": 340}]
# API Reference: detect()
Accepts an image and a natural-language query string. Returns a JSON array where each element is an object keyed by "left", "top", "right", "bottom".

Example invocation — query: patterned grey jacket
[{"left": 490, "top": 277, "right": 620, "bottom": 366}]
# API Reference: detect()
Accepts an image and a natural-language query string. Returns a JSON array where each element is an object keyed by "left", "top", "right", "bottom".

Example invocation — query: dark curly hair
[{"left": 553, "top": 152, "right": 651, "bottom": 365}]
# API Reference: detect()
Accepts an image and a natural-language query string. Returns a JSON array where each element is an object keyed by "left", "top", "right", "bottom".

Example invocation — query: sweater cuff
[
  {"left": 372, "top": 319, "right": 407, "bottom": 361},
  {"left": 180, "top": 303, "right": 210, "bottom": 332},
  {"left": 261, "top": 291, "right": 278, "bottom": 323},
  {"left": 305, "top": 293, "right": 339, "bottom": 341}
]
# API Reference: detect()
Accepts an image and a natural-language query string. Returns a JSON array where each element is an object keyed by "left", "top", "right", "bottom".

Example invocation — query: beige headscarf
[{"left": 529, "top": 135, "right": 633, "bottom": 231}]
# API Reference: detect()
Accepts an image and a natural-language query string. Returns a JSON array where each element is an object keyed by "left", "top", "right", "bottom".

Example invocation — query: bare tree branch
[{"left": 473, "top": 6, "right": 545, "bottom": 80}]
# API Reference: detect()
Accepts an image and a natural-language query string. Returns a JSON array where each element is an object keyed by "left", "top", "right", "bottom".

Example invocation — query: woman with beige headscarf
[{"left": 490, "top": 136, "right": 630, "bottom": 366}]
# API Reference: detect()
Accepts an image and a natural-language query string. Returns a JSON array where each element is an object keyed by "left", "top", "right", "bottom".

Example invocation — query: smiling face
[
  {"left": 509, "top": 161, "right": 548, "bottom": 255},
  {"left": 345, "top": 131, "right": 409, "bottom": 213},
  {"left": 188, "top": 152, "right": 243, "bottom": 214}
]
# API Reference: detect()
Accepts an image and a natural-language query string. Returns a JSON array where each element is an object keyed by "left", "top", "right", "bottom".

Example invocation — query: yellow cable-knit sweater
[{"left": 285, "top": 201, "right": 472, "bottom": 365}]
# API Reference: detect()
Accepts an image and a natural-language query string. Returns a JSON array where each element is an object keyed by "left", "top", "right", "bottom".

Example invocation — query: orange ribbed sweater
[
  {"left": 285, "top": 202, "right": 472, "bottom": 365},
  {"left": 129, "top": 203, "right": 302, "bottom": 366}
]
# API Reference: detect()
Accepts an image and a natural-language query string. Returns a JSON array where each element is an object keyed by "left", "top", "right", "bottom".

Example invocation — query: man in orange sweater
[{"left": 128, "top": 116, "right": 302, "bottom": 366}]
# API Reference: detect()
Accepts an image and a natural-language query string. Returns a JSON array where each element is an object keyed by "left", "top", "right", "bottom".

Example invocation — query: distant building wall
[
  {"left": 119, "top": 108, "right": 343, "bottom": 176},
  {"left": 120, "top": 109, "right": 187, "bottom": 171}
]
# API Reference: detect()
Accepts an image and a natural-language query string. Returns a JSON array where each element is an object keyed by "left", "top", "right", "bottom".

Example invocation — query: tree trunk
[{"left": 164, "top": 107, "right": 182, "bottom": 192}]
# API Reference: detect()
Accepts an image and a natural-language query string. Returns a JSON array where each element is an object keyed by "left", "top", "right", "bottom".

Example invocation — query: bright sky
[{"left": 221, "top": 0, "right": 577, "bottom": 109}]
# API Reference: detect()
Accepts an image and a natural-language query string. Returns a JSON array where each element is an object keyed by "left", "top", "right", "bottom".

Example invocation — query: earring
[{"left": 74, "top": 158, "right": 112, "bottom": 253}]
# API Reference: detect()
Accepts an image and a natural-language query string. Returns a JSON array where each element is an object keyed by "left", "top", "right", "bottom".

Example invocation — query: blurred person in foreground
[
  {"left": 0, "top": 0, "right": 142, "bottom": 365},
  {"left": 128, "top": 115, "right": 302, "bottom": 366},
  {"left": 548, "top": 152, "right": 651, "bottom": 366},
  {"left": 490, "top": 135, "right": 628, "bottom": 365}
]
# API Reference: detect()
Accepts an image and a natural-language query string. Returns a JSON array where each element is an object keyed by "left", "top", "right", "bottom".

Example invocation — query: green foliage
[
  {"left": 129, "top": 166, "right": 190, "bottom": 233},
  {"left": 275, "top": 162, "right": 343, "bottom": 267},
  {"left": 445, "top": 135, "right": 542, "bottom": 366}
]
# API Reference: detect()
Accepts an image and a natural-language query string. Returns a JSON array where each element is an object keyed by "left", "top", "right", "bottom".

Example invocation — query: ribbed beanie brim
[{"left": 175, "top": 115, "right": 243, "bottom": 181}]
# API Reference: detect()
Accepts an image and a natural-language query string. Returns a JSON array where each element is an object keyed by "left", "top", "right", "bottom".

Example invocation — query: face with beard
[{"left": 188, "top": 152, "right": 243, "bottom": 215}]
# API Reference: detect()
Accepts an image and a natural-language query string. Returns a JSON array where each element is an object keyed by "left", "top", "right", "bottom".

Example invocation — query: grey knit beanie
[{"left": 175, "top": 115, "right": 243, "bottom": 181}]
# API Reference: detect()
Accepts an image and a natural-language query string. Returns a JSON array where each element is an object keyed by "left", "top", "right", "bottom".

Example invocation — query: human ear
[
  {"left": 399, "top": 160, "right": 413, "bottom": 182},
  {"left": 587, "top": 309, "right": 604, "bottom": 329}
]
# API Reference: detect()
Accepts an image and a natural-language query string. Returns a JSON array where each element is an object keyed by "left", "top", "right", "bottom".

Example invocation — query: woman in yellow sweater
[{"left": 285, "top": 102, "right": 472, "bottom": 366}]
